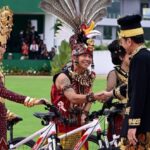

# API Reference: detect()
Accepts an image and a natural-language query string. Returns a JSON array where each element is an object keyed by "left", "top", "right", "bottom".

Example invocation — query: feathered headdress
[
  {"left": 0, "top": 6, "right": 13, "bottom": 46},
  {"left": 40, "top": 0, "right": 111, "bottom": 67}
]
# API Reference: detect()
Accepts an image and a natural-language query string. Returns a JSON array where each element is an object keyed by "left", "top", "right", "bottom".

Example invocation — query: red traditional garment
[
  {"left": 107, "top": 114, "right": 124, "bottom": 141},
  {"left": 51, "top": 66, "right": 95, "bottom": 149},
  {"left": 0, "top": 72, "right": 26, "bottom": 146}
]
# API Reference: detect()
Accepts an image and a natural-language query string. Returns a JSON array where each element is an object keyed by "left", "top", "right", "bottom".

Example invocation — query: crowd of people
[
  {"left": 19, "top": 21, "right": 56, "bottom": 60},
  {"left": 1, "top": 1, "right": 150, "bottom": 150}
]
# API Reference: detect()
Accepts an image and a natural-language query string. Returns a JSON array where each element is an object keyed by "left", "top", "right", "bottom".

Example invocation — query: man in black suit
[{"left": 118, "top": 14, "right": 150, "bottom": 149}]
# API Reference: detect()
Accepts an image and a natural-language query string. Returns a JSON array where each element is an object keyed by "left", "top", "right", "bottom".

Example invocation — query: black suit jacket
[{"left": 128, "top": 48, "right": 150, "bottom": 133}]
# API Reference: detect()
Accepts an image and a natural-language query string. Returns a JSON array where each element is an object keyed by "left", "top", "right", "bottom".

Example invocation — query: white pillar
[
  {"left": 44, "top": 14, "right": 56, "bottom": 51},
  {"left": 112, "top": 26, "right": 116, "bottom": 40},
  {"left": 99, "top": 26, "right": 104, "bottom": 45}
]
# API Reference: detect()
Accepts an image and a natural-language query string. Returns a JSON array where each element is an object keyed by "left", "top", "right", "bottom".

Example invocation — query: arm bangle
[{"left": 86, "top": 92, "right": 95, "bottom": 102}]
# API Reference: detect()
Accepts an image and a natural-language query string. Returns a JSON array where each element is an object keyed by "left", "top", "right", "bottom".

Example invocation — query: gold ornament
[{"left": 0, "top": 6, "right": 13, "bottom": 46}]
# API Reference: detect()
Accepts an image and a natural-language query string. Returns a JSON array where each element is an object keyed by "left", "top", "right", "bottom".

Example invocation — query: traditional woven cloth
[{"left": 119, "top": 132, "right": 150, "bottom": 150}]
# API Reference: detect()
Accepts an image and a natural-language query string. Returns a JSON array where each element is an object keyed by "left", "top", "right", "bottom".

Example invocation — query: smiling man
[{"left": 50, "top": 25, "right": 104, "bottom": 149}]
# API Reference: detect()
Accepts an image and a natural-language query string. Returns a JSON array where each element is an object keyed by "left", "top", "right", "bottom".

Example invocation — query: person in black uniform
[{"left": 117, "top": 14, "right": 150, "bottom": 149}]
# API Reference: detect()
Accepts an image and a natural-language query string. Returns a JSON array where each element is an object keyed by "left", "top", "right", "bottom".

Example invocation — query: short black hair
[
  {"left": 122, "top": 34, "right": 145, "bottom": 44},
  {"left": 130, "top": 35, "right": 145, "bottom": 44}
]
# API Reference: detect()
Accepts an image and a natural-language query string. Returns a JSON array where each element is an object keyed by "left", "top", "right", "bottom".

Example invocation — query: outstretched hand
[
  {"left": 33, "top": 98, "right": 50, "bottom": 106},
  {"left": 94, "top": 92, "right": 105, "bottom": 100},
  {"left": 24, "top": 97, "right": 50, "bottom": 107},
  {"left": 94, "top": 90, "right": 113, "bottom": 102}
]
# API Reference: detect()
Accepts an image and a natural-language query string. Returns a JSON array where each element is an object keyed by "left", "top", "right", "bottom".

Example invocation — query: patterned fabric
[
  {"left": 115, "top": 66, "right": 128, "bottom": 85},
  {"left": 0, "top": 102, "right": 7, "bottom": 144},
  {"left": 0, "top": 71, "right": 26, "bottom": 145},
  {"left": 119, "top": 132, "right": 150, "bottom": 150},
  {"left": 113, "top": 66, "right": 128, "bottom": 102},
  {"left": 51, "top": 67, "right": 94, "bottom": 132},
  {"left": 107, "top": 66, "right": 128, "bottom": 141},
  {"left": 0, "top": 6, "right": 26, "bottom": 146},
  {"left": 107, "top": 114, "right": 124, "bottom": 141},
  {"left": 69, "top": 34, "right": 94, "bottom": 57},
  {"left": 59, "top": 131, "right": 87, "bottom": 150},
  {"left": 0, "top": 6, "right": 13, "bottom": 46},
  {"left": 51, "top": 66, "right": 95, "bottom": 150}
]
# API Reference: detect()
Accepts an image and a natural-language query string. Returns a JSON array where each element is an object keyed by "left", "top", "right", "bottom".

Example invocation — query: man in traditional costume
[{"left": 40, "top": 0, "right": 112, "bottom": 149}]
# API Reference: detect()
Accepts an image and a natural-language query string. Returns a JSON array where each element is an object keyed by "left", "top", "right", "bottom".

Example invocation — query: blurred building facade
[
  {"left": 1, "top": 0, "right": 150, "bottom": 50},
  {"left": 96, "top": 0, "right": 150, "bottom": 45}
]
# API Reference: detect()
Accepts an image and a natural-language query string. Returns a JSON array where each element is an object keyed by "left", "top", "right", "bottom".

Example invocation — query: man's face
[
  {"left": 0, "top": 45, "right": 6, "bottom": 61},
  {"left": 76, "top": 53, "right": 92, "bottom": 69},
  {"left": 119, "top": 38, "right": 132, "bottom": 55}
]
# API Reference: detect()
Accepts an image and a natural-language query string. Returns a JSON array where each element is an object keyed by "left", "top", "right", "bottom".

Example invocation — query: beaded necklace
[{"left": 67, "top": 66, "right": 96, "bottom": 94}]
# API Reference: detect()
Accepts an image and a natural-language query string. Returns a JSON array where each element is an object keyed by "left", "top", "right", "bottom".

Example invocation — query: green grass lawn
[{"left": 5, "top": 75, "right": 106, "bottom": 140}]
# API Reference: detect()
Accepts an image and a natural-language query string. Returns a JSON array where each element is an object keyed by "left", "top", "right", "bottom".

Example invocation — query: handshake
[
  {"left": 94, "top": 83, "right": 127, "bottom": 103},
  {"left": 94, "top": 91, "right": 113, "bottom": 103}
]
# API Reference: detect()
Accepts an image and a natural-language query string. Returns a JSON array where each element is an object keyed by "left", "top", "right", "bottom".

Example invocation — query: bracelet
[
  {"left": 113, "top": 88, "right": 125, "bottom": 100},
  {"left": 86, "top": 92, "right": 95, "bottom": 102},
  {"left": 25, "top": 96, "right": 31, "bottom": 103},
  {"left": 24, "top": 97, "right": 35, "bottom": 103}
]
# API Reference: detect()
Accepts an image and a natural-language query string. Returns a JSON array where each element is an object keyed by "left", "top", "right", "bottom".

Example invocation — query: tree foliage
[
  {"left": 53, "top": 19, "right": 63, "bottom": 35},
  {"left": 51, "top": 40, "right": 71, "bottom": 75}
]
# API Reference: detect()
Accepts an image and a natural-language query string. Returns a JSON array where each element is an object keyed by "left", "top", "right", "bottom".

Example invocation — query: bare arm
[
  {"left": 56, "top": 73, "right": 103, "bottom": 104},
  {"left": 106, "top": 70, "right": 117, "bottom": 91},
  {"left": 56, "top": 73, "right": 87, "bottom": 104},
  {"left": 83, "top": 88, "right": 92, "bottom": 112},
  {"left": 96, "top": 70, "right": 117, "bottom": 102}
]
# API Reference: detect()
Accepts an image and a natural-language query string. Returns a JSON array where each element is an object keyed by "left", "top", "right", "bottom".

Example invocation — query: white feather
[{"left": 87, "top": 30, "right": 102, "bottom": 38}]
